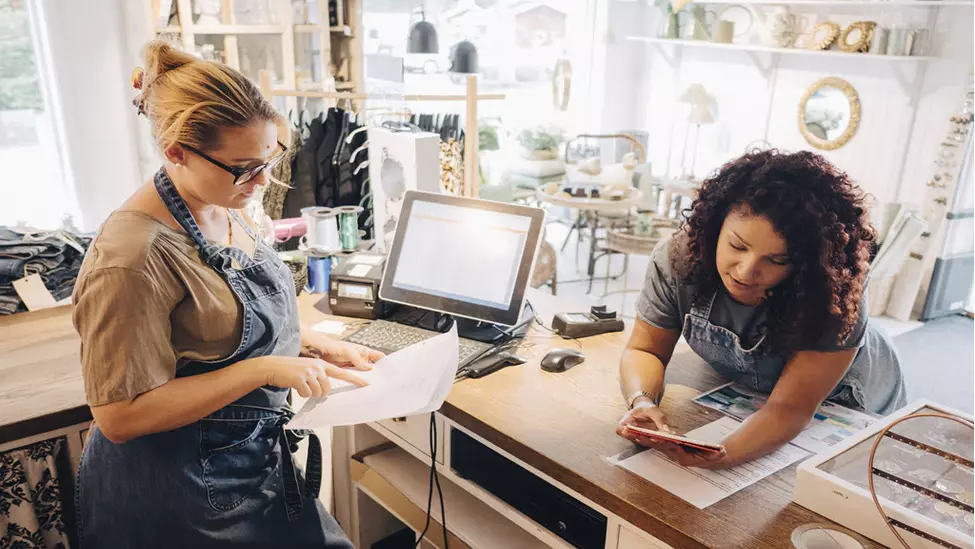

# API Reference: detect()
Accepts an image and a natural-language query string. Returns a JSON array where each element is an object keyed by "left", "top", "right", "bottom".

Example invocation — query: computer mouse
[{"left": 540, "top": 348, "right": 585, "bottom": 373}]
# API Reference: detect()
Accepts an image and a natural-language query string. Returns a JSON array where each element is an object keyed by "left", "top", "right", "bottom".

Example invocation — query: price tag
[{"left": 13, "top": 274, "right": 57, "bottom": 311}]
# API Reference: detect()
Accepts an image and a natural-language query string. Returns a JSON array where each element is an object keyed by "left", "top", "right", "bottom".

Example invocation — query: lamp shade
[
  {"left": 449, "top": 40, "right": 479, "bottom": 74},
  {"left": 407, "top": 19, "right": 439, "bottom": 54},
  {"left": 680, "top": 83, "right": 716, "bottom": 125}
]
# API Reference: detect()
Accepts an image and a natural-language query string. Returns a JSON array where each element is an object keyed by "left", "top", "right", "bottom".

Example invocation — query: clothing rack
[{"left": 259, "top": 71, "right": 504, "bottom": 198}]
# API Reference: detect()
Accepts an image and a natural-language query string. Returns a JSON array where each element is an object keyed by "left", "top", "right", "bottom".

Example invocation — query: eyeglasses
[{"left": 184, "top": 141, "right": 288, "bottom": 186}]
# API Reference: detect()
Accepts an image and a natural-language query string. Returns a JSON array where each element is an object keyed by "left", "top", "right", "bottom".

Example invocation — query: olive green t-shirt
[{"left": 72, "top": 211, "right": 256, "bottom": 406}]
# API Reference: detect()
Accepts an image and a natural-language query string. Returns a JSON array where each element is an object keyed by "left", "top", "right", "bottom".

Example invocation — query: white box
[
  {"left": 794, "top": 400, "right": 974, "bottom": 549},
  {"left": 367, "top": 128, "right": 440, "bottom": 252}
]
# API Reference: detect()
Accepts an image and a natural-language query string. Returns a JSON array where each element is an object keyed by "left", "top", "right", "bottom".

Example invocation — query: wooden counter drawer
[{"left": 374, "top": 414, "right": 445, "bottom": 465}]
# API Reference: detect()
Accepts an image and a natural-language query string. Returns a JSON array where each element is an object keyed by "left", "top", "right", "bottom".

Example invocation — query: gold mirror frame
[
  {"left": 798, "top": 77, "right": 861, "bottom": 151},
  {"left": 839, "top": 21, "right": 876, "bottom": 53},
  {"left": 809, "top": 21, "right": 840, "bottom": 50}
]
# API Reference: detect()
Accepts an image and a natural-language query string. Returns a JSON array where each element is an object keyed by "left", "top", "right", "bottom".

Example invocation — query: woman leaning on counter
[
  {"left": 617, "top": 150, "right": 906, "bottom": 469},
  {"left": 71, "top": 41, "right": 382, "bottom": 548}
]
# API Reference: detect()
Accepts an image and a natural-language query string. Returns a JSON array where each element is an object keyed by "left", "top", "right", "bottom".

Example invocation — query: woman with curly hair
[{"left": 616, "top": 150, "right": 905, "bottom": 469}]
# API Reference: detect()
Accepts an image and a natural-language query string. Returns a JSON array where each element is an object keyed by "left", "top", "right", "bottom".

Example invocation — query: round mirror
[
  {"left": 810, "top": 22, "right": 839, "bottom": 50},
  {"left": 799, "top": 77, "right": 860, "bottom": 150},
  {"left": 839, "top": 21, "right": 875, "bottom": 53}
]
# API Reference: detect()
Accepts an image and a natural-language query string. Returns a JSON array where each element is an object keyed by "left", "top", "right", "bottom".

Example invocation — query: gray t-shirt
[{"left": 636, "top": 236, "right": 866, "bottom": 352}]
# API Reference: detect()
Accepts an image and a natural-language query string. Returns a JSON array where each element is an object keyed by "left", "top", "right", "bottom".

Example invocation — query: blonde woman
[{"left": 72, "top": 41, "right": 381, "bottom": 547}]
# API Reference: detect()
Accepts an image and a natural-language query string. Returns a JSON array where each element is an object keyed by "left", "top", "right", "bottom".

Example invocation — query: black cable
[
  {"left": 432, "top": 413, "right": 447, "bottom": 549},
  {"left": 415, "top": 413, "right": 448, "bottom": 548},
  {"left": 414, "top": 415, "right": 436, "bottom": 547}
]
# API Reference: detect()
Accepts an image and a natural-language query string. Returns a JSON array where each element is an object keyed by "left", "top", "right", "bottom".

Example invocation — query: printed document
[
  {"left": 290, "top": 325, "right": 458, "bottom": 428},
  {"left": 617, "top": 416, "right": 809, "bottom": 509},
  {"left": 693, "top": 382, "right": 876, "bottom": 454}
]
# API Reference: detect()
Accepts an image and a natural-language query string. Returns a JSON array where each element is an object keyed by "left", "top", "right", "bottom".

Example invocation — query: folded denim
[{"left": 0, "top": 227, "right": 90, "bottom": 315}]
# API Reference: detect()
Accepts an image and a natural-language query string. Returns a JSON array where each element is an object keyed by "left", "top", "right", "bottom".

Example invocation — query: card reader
[{"left": 552, "top": 305, "right": 624, "bottom": 339}]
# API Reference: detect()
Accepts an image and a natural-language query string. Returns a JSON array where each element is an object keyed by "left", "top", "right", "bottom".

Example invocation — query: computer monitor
[{"left": 379, "top": 190, "right": 546, "bottom": 327}]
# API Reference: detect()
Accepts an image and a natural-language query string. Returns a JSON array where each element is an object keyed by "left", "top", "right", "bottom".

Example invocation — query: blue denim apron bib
[
  {"left": 76, "top": 169, "right": 352, "bottom": 549},
  {"left": 682, "top": 292, "right": 906, "bottom": 415}
]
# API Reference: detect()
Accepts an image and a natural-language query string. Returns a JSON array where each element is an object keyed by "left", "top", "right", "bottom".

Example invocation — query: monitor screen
[{"left": 379, "top": 191, "right": 545, "bottom": 326}]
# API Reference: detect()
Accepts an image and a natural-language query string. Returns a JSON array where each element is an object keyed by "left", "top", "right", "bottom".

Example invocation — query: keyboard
[{"left": 343, "top": 319, "right": 494, "bottom": 368}]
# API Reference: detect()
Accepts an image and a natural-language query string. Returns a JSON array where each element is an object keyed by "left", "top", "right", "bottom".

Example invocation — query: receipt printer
[{"left": 328, "top": 252, "right": 388, "bottom": 319}]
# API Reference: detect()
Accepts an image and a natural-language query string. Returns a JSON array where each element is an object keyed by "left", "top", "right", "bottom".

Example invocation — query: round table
[{"left": 535, "top": 188, "right": 644, "bottom": 293}]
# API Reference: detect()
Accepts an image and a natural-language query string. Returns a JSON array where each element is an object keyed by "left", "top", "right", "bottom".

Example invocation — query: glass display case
[{"left": 795, "top": 401, "right": 974, "bottom": 549}]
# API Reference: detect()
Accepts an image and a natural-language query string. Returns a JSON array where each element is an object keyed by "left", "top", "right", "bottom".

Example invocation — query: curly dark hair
[{"left": 673, "top": 149, "right": 876, "bottom": 355}]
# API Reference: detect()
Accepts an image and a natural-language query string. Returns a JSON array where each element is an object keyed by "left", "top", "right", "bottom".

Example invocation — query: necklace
[{"left": 225, "top": 208, "right": 234, "bottom": 246}]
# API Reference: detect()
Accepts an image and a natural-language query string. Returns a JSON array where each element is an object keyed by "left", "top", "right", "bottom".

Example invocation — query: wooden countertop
[
  {"left": 301, "top": 290, "right": 880, "bottom": 549},
  {"left": 3, "top": 293, "right": 879, "bottom": 549},
  {"left": 0, "top": 305, "right": 91, "bottom": 444}
]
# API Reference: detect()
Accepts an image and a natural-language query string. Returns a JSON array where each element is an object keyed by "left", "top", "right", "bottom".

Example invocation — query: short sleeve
[
  {"left": 73, "top": 268, "right": 179, "bottom": 406},
  {"left": 814, "top": 284, "right": 869, "bottom": 351},
  {"left": 635, "top": 238, "right": 682, "bottom": 330}
]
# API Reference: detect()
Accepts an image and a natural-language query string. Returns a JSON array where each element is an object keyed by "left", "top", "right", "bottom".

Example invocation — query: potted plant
[{"left": 516, "top": 125, "right": 565, "bottom": 161}]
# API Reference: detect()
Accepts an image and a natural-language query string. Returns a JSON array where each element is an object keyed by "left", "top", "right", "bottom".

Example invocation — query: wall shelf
[
  {"left": 294, "top": 24, "right": 353, "bottom": 35},
  {"left": 627, "top": 36, "right": 936, "bottom": 61},
  {"left": 694, "top": 0, "right": 973, "bottom": 5},
  {"left": 191, "top": 24, "right": 286, "bottom": 35}
]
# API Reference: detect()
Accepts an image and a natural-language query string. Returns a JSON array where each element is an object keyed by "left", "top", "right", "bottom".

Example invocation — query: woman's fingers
[
  {"left": 294, "top": 380, "right": 312, "bottom": 398},
  {"left": 326, "top": 365, "right": 370, "bottom": 387}
]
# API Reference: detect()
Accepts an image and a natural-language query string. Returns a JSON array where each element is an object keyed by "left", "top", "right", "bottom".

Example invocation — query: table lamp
[{"left": 679, "top": 83, "right": 716, "bottom": 180}]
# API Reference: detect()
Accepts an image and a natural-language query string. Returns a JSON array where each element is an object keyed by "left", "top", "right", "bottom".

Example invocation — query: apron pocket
[{"left": 200, "top": 418, "right": 280, "bottom": 512}]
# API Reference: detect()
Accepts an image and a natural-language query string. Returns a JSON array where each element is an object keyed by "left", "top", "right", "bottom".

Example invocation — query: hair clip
[
  {"left": 131, "top": 67, "right": 145, "bottom": 90},
  {"left": 132, "top": 94, "right": 146, "bottom": 116}
]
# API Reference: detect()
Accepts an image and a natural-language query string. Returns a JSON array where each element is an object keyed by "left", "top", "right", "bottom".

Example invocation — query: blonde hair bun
[
  {"left": 143, "top": 40, "right": 197, "bottom": 84},
  {"left": 136, "top": 39, "right": 284, "bottom": 153}
]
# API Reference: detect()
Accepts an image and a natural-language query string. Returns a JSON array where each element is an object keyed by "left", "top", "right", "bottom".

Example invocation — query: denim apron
[
  {"left": 76, "top": 169, "right": 353, "bottom": 549},
  {"left": 682, "top": 292, "right": 907, "bottom": 415}
]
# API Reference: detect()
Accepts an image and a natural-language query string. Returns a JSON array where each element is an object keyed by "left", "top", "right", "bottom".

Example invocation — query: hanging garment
[
  {"left": 282, "top": 114, "right": 325, "bottom": 220},
  {"left": 262, "top": 132, "right": 301, "bottom": 220}
]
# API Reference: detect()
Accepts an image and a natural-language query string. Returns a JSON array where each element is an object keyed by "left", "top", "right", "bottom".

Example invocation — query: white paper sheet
[
  {"left": 289, "top": 325, "right": 459, "bottom": 428},
  {"left": 617, "top": 416, "right": 809, "bottom": 509},
  {"left": 693, "top": 382, "right": 877, "bottom": 454}
]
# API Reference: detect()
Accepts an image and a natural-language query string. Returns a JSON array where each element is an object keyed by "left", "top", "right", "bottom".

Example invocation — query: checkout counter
[{"left": 0, "top": 191, "right": 886, "bottom": 549}]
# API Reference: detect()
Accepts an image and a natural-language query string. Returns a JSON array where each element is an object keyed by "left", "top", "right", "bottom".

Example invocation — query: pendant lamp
[
  {"left": 407, "top": 7, "right": 438, "bottom": 54},
  {"left": 449, "top": 40, "right": 479, "bottom": 74}
]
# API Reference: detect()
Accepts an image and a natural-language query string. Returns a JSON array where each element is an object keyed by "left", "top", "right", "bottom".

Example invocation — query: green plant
[
  {"left": 478, "top": 122, "right": 500, "bottom": 152},
  {"left": 516, "top": 126, "right": 564, "bottom": 152}
]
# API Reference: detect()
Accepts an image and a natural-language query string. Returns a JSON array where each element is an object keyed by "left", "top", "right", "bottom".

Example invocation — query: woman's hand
[
  {"left": 616, "top": 402, "right": 672, "bottom": 443},
  {"left": 257, "top": 356, "right": 368, "bottom": 398},
  {"left": 616, "top": 403, "right": 730, "bottom": 469},
  {"left": 655, "top": 444, "right": 729, "bottom": 469},
  {"left": 302, "top": 332, "right": 384, "bottom": 371}
]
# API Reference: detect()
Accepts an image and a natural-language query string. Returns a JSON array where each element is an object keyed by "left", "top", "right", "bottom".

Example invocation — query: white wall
[
  {"left": 39, "top": 0, "right": 145, "bottom": 231},
  {"left": 601, "top": 0, "right": 973, "bottom": 212}
]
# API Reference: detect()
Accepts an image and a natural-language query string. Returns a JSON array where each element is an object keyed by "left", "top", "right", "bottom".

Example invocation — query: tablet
[{"left": 624, "top": 425, "right": 725, "bottom": 453}]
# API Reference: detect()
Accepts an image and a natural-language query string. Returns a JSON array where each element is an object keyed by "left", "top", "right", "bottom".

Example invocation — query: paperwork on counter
[
  {"left": 290, "top": 325, "right": 458, "bottom": 428},
  {"left": 693, "top": 382, "right": 877, "bottom": 454},
  {"left": 617, "top": 416, "right": 809, "bottom": 508}
]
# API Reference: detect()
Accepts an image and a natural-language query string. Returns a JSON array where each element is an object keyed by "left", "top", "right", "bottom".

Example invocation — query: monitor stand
[{"left": 384, "top": 302, "right": 535, "bottom": 344}]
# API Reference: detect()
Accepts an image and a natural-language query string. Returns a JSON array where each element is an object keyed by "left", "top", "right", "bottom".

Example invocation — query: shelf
[
  {"left": 336, "top": 82, "right": 356, "bottom": 90},
  {"left": 695, "top": 0, "right": 973, "bottom": 5},
  {"left": 627, "top": 36, "right": 936, "bottom": 60},
  {"left": 358, "top": 447, "right": 543, "bottom": 549},
  {"left": 155, "top": 26, "right": 181, "bottom": 34},
  {"left": 191, "top": 24, "right": 286, "bottom": 35},
  {"left": 293, "top": 24, "right": 353, "bottom": 35}
]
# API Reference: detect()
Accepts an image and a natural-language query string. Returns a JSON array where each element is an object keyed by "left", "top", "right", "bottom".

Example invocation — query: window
[
  {"left": 362, "top": 0, "right": 597, "bottom": 131},
  {"left": 0, "top": 0, "right": 76, "bottom": 229}
]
